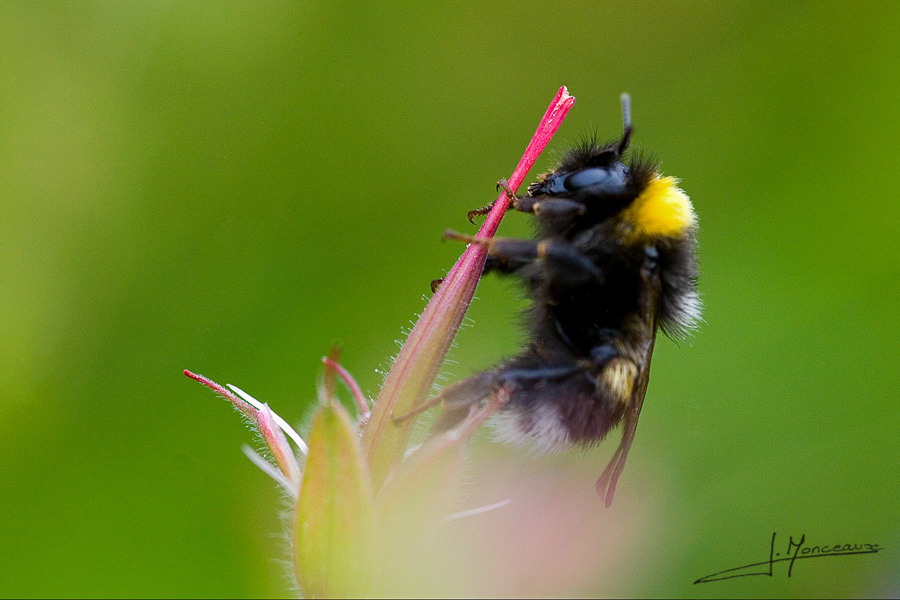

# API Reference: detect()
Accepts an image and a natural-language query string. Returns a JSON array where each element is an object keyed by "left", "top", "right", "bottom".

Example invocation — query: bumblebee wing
[{"left": 596, "top": 251, "right": 662, "bottom": 507}]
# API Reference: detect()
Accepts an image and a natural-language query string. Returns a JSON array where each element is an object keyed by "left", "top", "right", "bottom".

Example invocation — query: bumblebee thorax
[{"left": 620, "top": 175, "right": 695, "bottom": 242}]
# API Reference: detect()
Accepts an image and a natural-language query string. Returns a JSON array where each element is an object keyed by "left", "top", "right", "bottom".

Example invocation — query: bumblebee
[{"left": 432, "top": 95, "right": 700, "bottom": 506}]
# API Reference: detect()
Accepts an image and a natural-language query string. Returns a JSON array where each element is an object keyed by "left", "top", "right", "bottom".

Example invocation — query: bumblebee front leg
[
  {"left": 466, "top": 179, "right": 535, "bottom": 223},
  {"left": 495, "top": 180, "right": 588, "bottom": 223}
]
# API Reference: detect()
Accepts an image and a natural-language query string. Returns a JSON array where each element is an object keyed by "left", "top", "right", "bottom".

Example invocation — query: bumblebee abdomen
[{"left": 491, "top": 368, "right": 627, "bottom": 452}]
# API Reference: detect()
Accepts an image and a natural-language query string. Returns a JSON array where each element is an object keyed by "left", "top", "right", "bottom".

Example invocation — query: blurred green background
[{"left": 2, "top": 1, "right": 898, "bottom": 597}]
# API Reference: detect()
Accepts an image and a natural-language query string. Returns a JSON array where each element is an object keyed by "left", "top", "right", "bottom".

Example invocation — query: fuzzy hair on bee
[{"left": 418, "top": 94, "right": 700, "bottom": 506}]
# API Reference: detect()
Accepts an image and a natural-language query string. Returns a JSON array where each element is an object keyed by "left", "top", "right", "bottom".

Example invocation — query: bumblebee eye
[
  {"left": 562, "top": 164, "right": 628, "bottom": 194},
  {"left": 539, "top": 163, "right": 629, "bottom": 197}
]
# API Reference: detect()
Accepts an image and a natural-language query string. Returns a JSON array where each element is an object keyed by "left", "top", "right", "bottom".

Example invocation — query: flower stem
[{"left": 361, "top": 87, "right": 576, "bottom": 488}]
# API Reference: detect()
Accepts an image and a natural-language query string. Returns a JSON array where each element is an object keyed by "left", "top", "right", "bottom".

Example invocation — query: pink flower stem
[
  {"left": 322, "top": 357, "right": 371, "bottom": 422},
  {"left": 361, "top": 87, "right": 576, "bottom": 488},
  {"left": 184, "top": 369, "right": 257, "bottom": 423}
]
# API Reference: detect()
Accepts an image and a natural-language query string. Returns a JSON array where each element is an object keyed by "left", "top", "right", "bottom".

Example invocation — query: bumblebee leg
[
  {"left": 489, "top": 183, "right": 588, "bottom": 220},
  {"left": 497, "top": 179, "right": 542, "bottom": 214},
  {"left": 465, "top": 181, "right": 513, "bottom": 223},
  {"left": 536, "top": 240, "right": 603, "bottom": 281},
  {"left": 430, "top": 255, "right": 520, "bottom": 293},
  {"left": 466, "top": 180, "right": 536, "bottom": 223},
  {"left": 496, "top": 179, "right": 524, "bottom": 208},
  {"left": 400, "top": 371, "right": 497, "bottom": 433},
  {"left": 467, "top": 201, "right": 495, "bottom": 224},
  {"left": 496, "top": 364, "right": 582, "bottom": 387},
  {"left": 444, "top": 230, "right": 603, "bottom": 283},
  {"left": 429, "top": 364, "right": 584, "bottom": 434},
  {"left": 532, "top": 198, "right": 586, "bottom": 221},
  {"left": 429, "top": 375, "right": 497, "bottom": 433},
  {"left": 496, "top": 178, "right": 516, "bottom": 199},
  {"left": 481, "top": 253, "right": 536, "bottom": 278},
  {"left": 466, "top": 180, "right": 522, "bottom": 224},
  {"left": 391, "top": 392, "right": 446, "bottom": 425}
]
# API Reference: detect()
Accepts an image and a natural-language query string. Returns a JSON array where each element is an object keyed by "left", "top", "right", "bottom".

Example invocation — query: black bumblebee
[{"left": 429, "top": 95, "right": 700, "bottom": 506}]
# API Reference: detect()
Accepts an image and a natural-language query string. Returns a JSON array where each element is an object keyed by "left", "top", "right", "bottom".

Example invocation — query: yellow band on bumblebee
[{"left": 622, "top": 175, "right": 695, "bottom": 241}]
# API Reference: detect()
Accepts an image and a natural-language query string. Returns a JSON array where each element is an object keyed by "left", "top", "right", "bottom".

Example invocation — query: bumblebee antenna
[{"left": 617, "top": 93, "right": 632, "bottom": 156}]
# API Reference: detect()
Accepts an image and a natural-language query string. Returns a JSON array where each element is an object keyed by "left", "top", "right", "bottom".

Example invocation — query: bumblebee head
[
  {"left": 528, "top": 93, "right": 633, "bottom": 203},
  {"left": 529, "top": 94, "right": 695, "bottom": 242}
]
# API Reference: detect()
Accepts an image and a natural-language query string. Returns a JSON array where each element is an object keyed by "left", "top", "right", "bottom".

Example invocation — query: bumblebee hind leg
[
  {"left": 426, "top": 371, "right": 497, "bottom": 433},
  {"left": 426, "top": 363, "right": 585, "bottom": 434},
  {"left": 392, "top": 371, "right": 496, "bottom": 429}
]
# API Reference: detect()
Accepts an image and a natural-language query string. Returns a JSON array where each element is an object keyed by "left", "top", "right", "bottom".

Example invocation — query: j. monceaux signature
[{"left": 694, "top": 532, "right": 882, "bottom": 584}]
